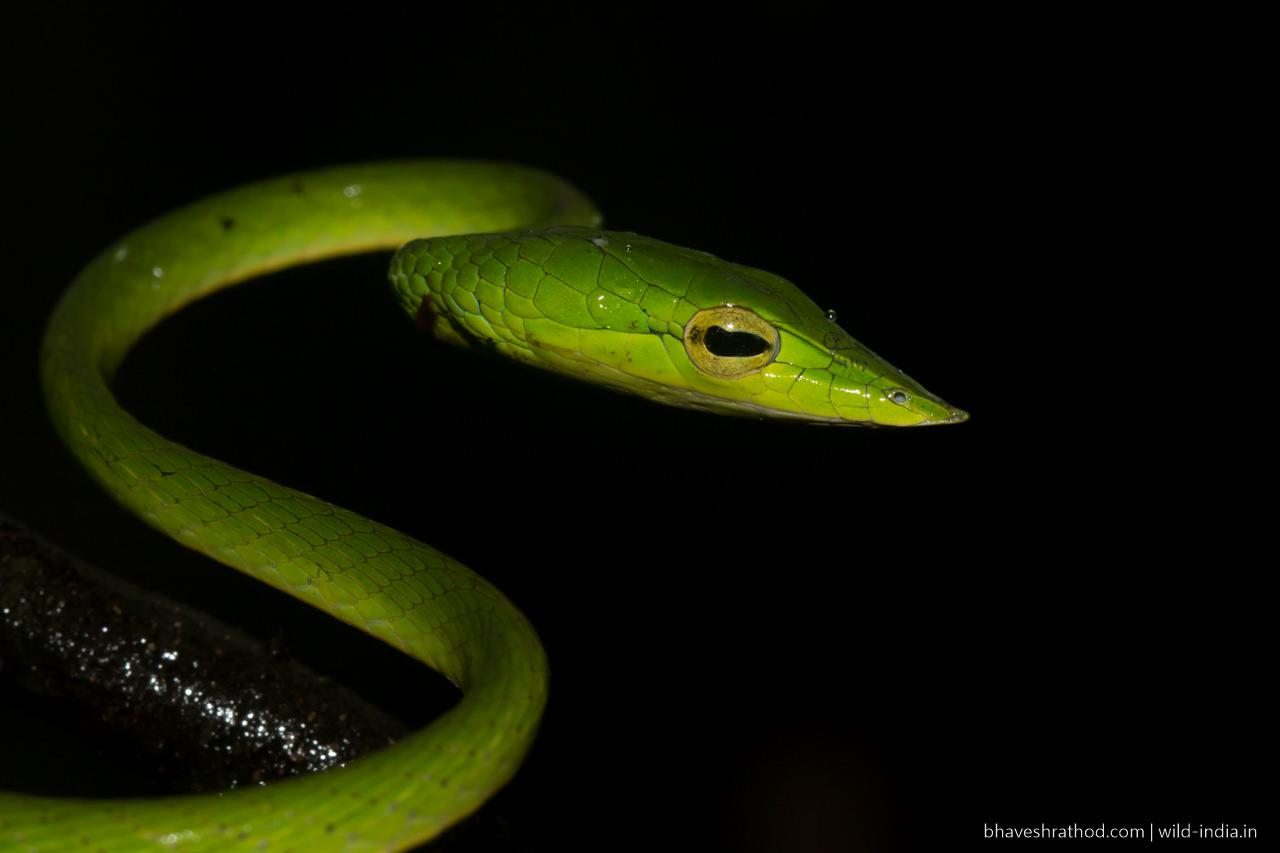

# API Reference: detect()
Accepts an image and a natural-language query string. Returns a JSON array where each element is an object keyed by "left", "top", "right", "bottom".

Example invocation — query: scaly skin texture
[
  {"left": 4, "top": 160, "right": 964, "bottom": 852},
  {"left": 390, "top": 229, "right": 966, "bottom": 425}
]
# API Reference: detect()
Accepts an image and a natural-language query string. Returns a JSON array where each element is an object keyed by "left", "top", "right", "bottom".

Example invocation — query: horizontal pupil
[{"left": 704, "top": 325, "right": 771, "bottom": 358}]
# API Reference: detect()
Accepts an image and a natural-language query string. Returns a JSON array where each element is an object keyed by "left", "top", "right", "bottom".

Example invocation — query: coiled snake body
[{"left": 1, "top": 161, "right": 964, "bottom": 850}]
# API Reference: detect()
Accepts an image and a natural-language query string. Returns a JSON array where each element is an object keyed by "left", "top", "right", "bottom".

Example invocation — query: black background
[{"left": 0, "top": 3, "right": 1267, "bottom": 852}]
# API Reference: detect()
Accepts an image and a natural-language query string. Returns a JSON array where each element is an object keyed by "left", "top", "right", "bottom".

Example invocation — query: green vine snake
[{"left": 2, "top": 161, "right": 966, "bottom": 851}]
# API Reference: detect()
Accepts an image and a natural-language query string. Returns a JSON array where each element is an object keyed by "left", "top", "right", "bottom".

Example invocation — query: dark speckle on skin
[
  {"left": 291, "top": 180, "right": 305, "bottom": 196},
  {"left": 220, "top": 216, "right": 236, "bottom": 231},
  {"left": 415, "top": 295, "right": 438, "bottom": 331}
]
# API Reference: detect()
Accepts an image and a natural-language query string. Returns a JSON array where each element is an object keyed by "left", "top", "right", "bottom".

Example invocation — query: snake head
[
  {"left": 673, "top": 254, "right": 968, "bottom": 426},
  {"left": 390, "top": 227, "right": 967, "bottom": 426}
]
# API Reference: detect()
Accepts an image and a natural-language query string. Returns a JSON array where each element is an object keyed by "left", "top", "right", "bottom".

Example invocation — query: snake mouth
[{"left": 915, "top": 406, "right": 970, "bottom": 426}]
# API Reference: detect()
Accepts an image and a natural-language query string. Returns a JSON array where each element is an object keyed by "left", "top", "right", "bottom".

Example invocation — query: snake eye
[
  {"left": 888, "top": 389, "right": 910, "bottom": 405},
  {"left": 684, "top": 306, "right": 780, "bottom": 378},
  {"left": 703, "top": 325, "right": 772, "bottom": 357}
]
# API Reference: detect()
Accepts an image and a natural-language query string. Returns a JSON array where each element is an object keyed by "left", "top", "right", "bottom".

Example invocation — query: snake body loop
[{"left": 3, "top": 161, "right": 962, "bottom": 851}]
